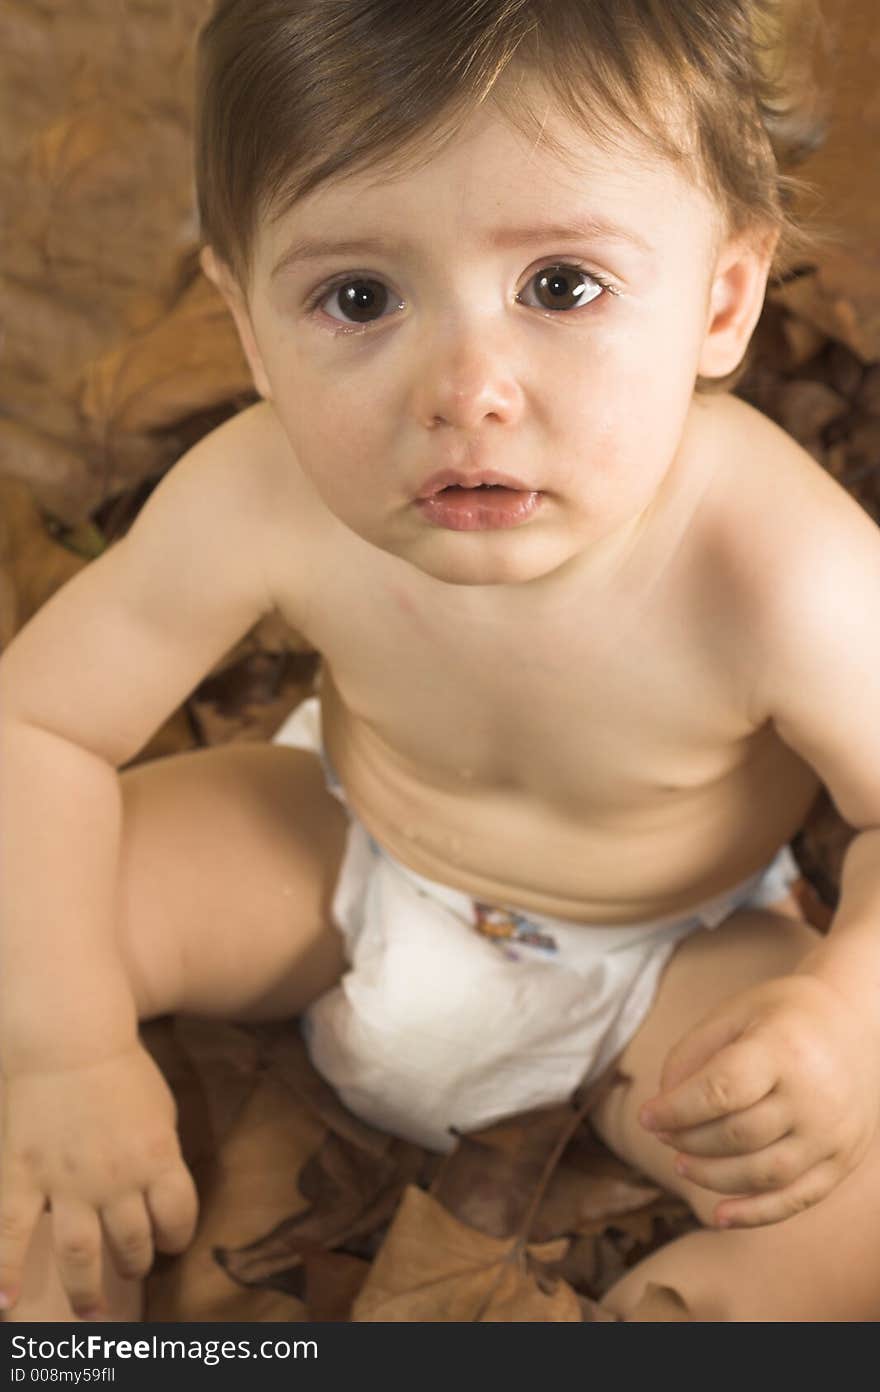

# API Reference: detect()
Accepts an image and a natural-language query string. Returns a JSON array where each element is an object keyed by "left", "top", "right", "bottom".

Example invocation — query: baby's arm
[
  {"left": 0, "top": 406, "right": 280, "bottom": 1313},
  {"left": 641, "top": 472, "right": 880, "bottom": 1227}
]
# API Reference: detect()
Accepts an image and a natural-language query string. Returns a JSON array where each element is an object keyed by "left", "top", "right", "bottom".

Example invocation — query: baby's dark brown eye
[
  {"left": 325, "top": 278, "right": 390, "bottom": 323},
  {"left": 523, "top": 266, "right": 604, "bottom": 311}
]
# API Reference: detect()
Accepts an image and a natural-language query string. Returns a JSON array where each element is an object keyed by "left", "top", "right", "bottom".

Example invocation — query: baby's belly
[{"left": 321, "top": 698, "right": 820, "bottom": 925}]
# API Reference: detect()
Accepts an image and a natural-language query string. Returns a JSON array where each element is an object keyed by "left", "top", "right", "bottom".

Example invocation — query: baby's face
[{"left": 237, "top": 99, "right": 743, "bottom": 587}]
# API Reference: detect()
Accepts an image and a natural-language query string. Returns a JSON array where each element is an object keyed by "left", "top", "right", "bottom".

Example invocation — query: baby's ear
[
  {"left": 697, "top": 228, "right": 779, "bottom": 380},
  {"left": 199, "top": 246, "right": 273, "bottom": 400}
]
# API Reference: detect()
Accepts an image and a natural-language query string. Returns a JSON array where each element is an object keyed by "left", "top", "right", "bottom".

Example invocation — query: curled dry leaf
[
  {"left": 214, "top": 1131, "right": 426, "bottom": 1293},
  {"left": 352, "top": 1186, "right": 582, "bottom": 1323},
  {"left": 78, "top": 273, "right": 252, "bottom": 440}
]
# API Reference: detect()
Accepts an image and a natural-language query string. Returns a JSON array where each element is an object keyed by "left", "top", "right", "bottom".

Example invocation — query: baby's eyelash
[{"left": 577, "top": 269, "right": 620, "bottom": 296}]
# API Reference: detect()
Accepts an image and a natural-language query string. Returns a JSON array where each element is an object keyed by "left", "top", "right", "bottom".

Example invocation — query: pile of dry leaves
[{"left": 142, "top": 1019, "right": 695, "bottom": 1323}]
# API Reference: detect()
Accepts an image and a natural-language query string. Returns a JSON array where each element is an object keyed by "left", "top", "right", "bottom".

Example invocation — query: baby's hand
[
  {"left": 639, "top": 974, "right": 880, "bottom": 1228},
  {"left": 0, "top": 1042, "right": 197, "bottom": 1318}
]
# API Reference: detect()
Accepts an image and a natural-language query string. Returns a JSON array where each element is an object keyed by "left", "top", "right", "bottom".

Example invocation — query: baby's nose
[{"left": 414, "top": 333, "right": 525, "bottom": 431}]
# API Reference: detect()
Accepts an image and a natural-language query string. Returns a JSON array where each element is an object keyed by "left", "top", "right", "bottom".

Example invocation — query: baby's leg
[
  {"left": 592, "top": 910, "right": 880, "bottom": 1320},
  {"left": 5, "top": 739, "right": 348, "bottom": 1321}
]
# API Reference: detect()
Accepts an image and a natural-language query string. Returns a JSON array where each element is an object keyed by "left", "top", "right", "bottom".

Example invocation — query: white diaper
[{"left": 274, "top": 697, "right": 801, "bottom": 1152}]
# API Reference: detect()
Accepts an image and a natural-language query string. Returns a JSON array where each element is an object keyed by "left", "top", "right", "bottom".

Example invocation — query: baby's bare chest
[{"left": 287, "top": 555, "right": 750, "bottom": 811}]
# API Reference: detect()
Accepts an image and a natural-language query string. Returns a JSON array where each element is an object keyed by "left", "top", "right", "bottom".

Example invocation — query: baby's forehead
[{"left": 263, "top": 97, "right": 713, "bottom": 247}]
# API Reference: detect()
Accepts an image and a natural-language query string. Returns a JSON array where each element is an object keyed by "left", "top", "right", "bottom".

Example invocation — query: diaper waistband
[{"left": 273, "top": 695, "right": 800, "bottom": 954}]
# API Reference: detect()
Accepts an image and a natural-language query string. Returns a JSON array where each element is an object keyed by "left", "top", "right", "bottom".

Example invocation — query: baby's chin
[{"left": 387, "top": 528, "right": 586, "bottom": 590}]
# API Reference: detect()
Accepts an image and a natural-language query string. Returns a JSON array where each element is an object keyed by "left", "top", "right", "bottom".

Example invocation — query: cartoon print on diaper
[{"left": 473, "top": 902, "right": 559, "bottom": 959}]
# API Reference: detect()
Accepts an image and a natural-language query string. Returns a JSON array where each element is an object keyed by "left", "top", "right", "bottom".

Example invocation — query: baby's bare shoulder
[
  {"left": 178, "top": 398, "right": 316, "bottom": 582},
  {"left": 701, "top": 392, "right": 880, "bottom": 710},
  {"left": 188, "top": 398, "right": 301, "bottom": 511},
  {"left": 710, "top": 393, "right": 878, "bottom": 575}
]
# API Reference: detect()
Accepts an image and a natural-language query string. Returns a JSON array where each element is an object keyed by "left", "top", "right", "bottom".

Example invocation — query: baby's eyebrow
[{"left": 270, "top": 216, "right": 651, "bottom": 278}]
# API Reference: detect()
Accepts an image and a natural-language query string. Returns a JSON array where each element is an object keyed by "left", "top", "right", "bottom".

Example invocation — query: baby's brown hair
[{"left": 195, "top": 0, "right": 825, "bottom": 297}]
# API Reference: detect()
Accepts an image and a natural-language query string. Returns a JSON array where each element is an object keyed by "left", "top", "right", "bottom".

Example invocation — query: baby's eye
[
  {"left": 316, "top": 277, "right": 403, "bottom": 326},
  {"left": 517, "top": 265, "right": 608, "bottom": 312}
]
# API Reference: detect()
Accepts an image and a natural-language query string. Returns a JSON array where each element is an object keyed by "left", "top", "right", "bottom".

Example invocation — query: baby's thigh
[
  {"left": 591, "top": 909, "right": 820, "bottom": 1221},
  {"left": 116, "top": 742, "right": 349, "bottom": 1021}
]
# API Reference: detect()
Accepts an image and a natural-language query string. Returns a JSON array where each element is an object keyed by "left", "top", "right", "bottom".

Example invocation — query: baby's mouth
[
  {"left": 415, "top": 478, "right": 544, "bottom": 531},
  {"left": 438, "top": 483, "right": 515, "bottom": 495},
  {"left": 417, "top": 469, "right": 537, "bottom": 499}
]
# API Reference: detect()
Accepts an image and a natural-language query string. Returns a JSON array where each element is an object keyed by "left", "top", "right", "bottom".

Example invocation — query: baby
[{"left": 2, "top": 0, "right": 880, "bottom": 1324}]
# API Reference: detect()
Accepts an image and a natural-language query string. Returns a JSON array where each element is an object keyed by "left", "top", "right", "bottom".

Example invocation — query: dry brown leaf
[
  {"left": 772, "top": 378, "right": 848, "bottom": 446},
  {"left": 546, "top": 1232, "right": 619, "bottom": 1298},
  {"left": 430, "top": 1073, "right": 619, "bottom": 1244},
  {"left": 770, "top": 4, "right": 880, "bottom": 362},
  {"left": 534, "top": 1154, "right": 662, "bottom": 1241},
  {"left": 352, "top": 1186, "right": 581, "bottom": 1322},
  {"left": 846, "top": 417, "right": 880, "bottom": 471},
  {"left": 165, "top": 1019, "right": 269, "bottom": 1164},
  {"left": 0, "top": 477, "right": 84, "bottom": 647},
  {"left": 772, "top": 269, "right": 880, "bottom": 366},
  {"left": 215, "top": 1130, "right": 425, "bottom": 1291},
  {"left": 78, "top": 272, "right": 253, "bottom": 439},
  {"left": 430, "top": 1103, "right": 582, "bottom": 1239},
  {"left": 779, "top": 312, "right": 828, "bottom": 369},
  {"left": 860, "top": 364, "right": 880, "bottom": 415},
  {"left": 302, "top": 1252, "right": 371, "bottom": 1322},
  {"left": 0, "top": 420, "right": 98, "bottom": 525},
  {"left": 145, "top": 1049, "right": 322, "bottom": 1322},
  {"left": 825, "top": 342, "right": 866, "bottom": 401}
]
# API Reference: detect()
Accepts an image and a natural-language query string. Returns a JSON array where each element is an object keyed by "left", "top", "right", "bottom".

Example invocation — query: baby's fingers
[
  {"left": 147, "top": 1163, "right": 198, "bottom": 1256},
  {"left": 52, "top": 1197, "right": 105, "bottom": 1320},
  {"left": 675, "top": 1135, "right": 808, "bottom": 1198},
  {"left": 663, "top": 1094, "right": 789, "bottom": 1159},
  {"left": 642, "top": 1038, "right": 775, "bottom": 1133},
  {"left": 102, "top": 1194, "right": 154, "bottom": 1281},
  {"left": 0, "top": 1184, "right": 45, "bottom": 1311},
  {"left": 713, "top": 1161, "right": 839, "bottom": 1229}
]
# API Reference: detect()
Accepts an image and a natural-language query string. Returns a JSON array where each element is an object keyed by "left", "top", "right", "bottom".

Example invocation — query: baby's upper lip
[{"left": 416, "top": 468, "right": 535, "bottom": 499}]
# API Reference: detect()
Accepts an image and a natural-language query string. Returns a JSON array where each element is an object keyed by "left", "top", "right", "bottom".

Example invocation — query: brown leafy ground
[
  {"left": 140, "top": 1019, "right": 695, "bottom": 1322},
  {"left": 0, "top": 0, "right": 877, "bottom": 1320}
]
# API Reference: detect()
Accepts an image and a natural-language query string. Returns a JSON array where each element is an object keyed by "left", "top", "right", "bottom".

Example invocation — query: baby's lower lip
[{"left": 415, "top": 485, "right": 543, "bottom": 531}]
